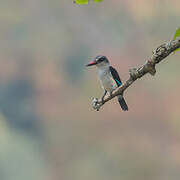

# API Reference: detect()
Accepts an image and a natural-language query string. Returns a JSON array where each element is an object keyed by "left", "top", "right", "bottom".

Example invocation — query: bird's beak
[{"left": 86, "top": 60, "right": 97, "bottom": 67}]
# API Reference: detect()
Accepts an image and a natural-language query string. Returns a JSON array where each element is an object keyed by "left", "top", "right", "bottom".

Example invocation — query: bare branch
[{"left": 92, "top": 37, "right": 180, "bottom": 111}]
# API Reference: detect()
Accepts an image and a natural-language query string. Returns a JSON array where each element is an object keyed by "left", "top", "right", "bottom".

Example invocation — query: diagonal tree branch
[{"left": 92, "top": 37, "right": 180, "bottom": 111}]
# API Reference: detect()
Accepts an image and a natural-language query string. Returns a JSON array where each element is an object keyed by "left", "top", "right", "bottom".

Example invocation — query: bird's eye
[
  {"left": 96, "top": 56, "right": 106, "bottom": 63},
  {"left": 99, "top": 57, "right": 105, "bottom": 62}
]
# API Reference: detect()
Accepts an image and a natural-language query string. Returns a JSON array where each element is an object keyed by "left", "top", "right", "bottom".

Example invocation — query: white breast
[{"left": 97, "top": 66, "right": 117, "bottom": 92}]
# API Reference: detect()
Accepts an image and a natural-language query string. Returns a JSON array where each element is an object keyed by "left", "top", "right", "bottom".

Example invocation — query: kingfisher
[{"left": 86, "top": 55, "right": 128, "bottom": 111}]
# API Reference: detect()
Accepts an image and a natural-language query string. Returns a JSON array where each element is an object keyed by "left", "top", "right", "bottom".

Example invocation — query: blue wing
[{"left": 109, "top": 66, "right": 122, "bottom": 87}]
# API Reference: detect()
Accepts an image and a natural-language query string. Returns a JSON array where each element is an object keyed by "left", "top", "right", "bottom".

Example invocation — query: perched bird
[{"left": 86, "top": 55, "right": 128, "bottom": 111}]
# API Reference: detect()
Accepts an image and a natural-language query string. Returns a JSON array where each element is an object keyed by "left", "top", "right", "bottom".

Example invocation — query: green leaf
[
  {"left": 74, "top": 0, "right": 103, "bottom": 4},
  {"left": 74, "top": 0, "right": 88, "bottom": 4},
  {"left": 173, "top": 28, "right": 180, "bottom": 40},
  {"left": 173, "top": 27, "right": 180, "bottom": 53},
  {"left": 94, "top": 0, "right": 103, "bottom": 2}
]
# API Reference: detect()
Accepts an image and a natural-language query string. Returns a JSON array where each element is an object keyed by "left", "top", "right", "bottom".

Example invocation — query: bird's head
[{"left": 86, "top": 55, "right": 109, "bottom": 67}]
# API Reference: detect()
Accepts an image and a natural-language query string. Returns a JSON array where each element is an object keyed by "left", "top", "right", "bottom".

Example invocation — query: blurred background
[{"left": 0, "top": 0, "right": 180, "bottom": 179}]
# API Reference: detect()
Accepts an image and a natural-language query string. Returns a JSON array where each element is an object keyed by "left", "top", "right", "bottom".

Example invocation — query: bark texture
[{"left": 92, "top": 37, "right": 180, "bottom": 111}]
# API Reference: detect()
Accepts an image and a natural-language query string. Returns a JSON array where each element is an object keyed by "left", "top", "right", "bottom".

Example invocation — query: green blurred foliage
[
  {"left": 94, "top": 0, "right": 103, "bottom": 2},
  {"left": 74, "top": 0, "right": 88, "bottom": 4},
  {"left": 74, "top": 0, "right": 103, "bottom": 4},
  {"left": 173, "top": 27, "right": 180, "bottom": 53}
]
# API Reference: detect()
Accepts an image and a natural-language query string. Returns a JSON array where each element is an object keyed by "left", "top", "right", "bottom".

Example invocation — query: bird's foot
[
  {"left": 109, "top": 91, "right": 113, "bottom": 97},
  {"left": 101, "top": 97, "right": 105, "bottom": 104}
]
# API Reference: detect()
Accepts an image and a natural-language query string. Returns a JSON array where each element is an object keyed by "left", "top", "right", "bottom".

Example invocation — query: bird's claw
[
  {"left": 109, "top": 92, "right": 113, "bottom": 97},
  {"left": 101, "top": 98, "right": 105, "bottom": 104}
]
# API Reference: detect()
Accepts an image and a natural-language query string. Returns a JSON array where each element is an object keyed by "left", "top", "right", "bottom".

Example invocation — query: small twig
[{"left": 92, "top": 37, "right": 180, "bottom": 111}]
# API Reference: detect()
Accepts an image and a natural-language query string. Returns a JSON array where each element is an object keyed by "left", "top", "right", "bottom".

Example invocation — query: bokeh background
[{"left": 1, "top": 0, "right": 180, "bottom": 179}]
